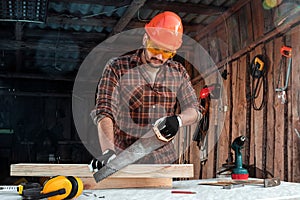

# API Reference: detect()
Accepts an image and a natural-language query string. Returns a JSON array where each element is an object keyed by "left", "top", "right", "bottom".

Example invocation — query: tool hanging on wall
[
  {"left": 276, "top": 46, "right": 292, "bottom": 104},
  {"left": 193, "top": 85, "right": 210, "bottom": 163},
  {"left": 193, "top": 83, "right": 221, "bottom": 163},
  {"left": 248, "top": 54, "right": 268, "bottom": 110}
]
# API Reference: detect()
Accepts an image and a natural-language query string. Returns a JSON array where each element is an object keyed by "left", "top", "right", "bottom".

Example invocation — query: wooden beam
[
  {"left": 50, "top": 0, "right": 131, "bottom": 7},
  {"left": 143, "top": 1, "right": 226, "bottom": 15},
  {"left": 46, "top": 15, "right": 116, "bottom": 28},
  {"left": 0, "top": 91, "right": 71, "bottom": 97},
  {"left": 11, "top": 164, "right": 193, "bottom": 189},
  {"left": 0, "top": 39, "right": 93, "bottom": 52},
  {"left": 24, "top": 29, "right": 106, "bottom": 41},
  {"left": 10, "top": 164, "right": 194, "bottom": 178},
  {"left": 0, "top": 72, "right": 74, "bottom": 81},
  {"left": 81, "top": 177, "right": 173, "bottom": 189},
  {"left": 191, "top": 5, "right": 300, "bottom": 84},
  {"left": 194, "top": 0, "right": 252, "bottom": 42},
  {"left": 110, "top": 0, "right": 147, "bottom": 36},
  {"left": 45, "top": 15, "right": 202, "bottom": 35},
  {"left": 50, "top": 0, "right": 226, "bottom": 15}
]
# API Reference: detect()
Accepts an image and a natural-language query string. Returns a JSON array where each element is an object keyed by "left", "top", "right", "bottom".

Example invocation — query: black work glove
[
  {"left": 155, "top": 115, "right": 182, "bottom": 141},
  {"left": 88, "top": 149, "right": 116, "bottom": 172}
]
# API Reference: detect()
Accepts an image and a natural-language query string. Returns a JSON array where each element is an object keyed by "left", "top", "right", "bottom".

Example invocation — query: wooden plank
[
  {"left": 10, "top": 164, "right": 194, "bottom": 178},
  {"left": 215, "top": 23, "right": 228, "bottom": 62},
  {"left": 194, "top": 0, "right": 252, "bottom": 41},
  {"left": 239, "top": 6, "right": 249, "bottom": 49},
  {"left": 231, "top": 59, "right": 242, "bottom": 154},
  {"left": 81, "top": 177, "right": 172, "bottom": 189},
  {"left": 290, "top": 26, "right": 300, "bottom": 182},
  {"left": 250, "top": 46, "right": 264, "bottom": 178},
  {"left": 109, "top": 0, "right": 146, "bottom": 36},
  {"left": 216, "top": 66, "right": 231, "bottom": 176},
  {"left": 251, "top": 0, "right": 264, "bottom": 41},
  {"left": 189, "top": 84, "right": 202, "bottom": 179},
  {"left": 265, "top": 40, "right": 276, "bottom": 178},
  {"left": 273, "top": 37, "right": 285, "bottom": 181}
]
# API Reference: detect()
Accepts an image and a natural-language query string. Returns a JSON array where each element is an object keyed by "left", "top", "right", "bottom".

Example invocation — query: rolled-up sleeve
[
  {"left": 176, "top": 66, "right": 199, "bottom": 112},
  {"left": 91, "top": 59, "right": 119, "bottom": 125}
]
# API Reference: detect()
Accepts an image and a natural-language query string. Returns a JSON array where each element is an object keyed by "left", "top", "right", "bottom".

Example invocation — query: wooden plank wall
[{"left": 187, "top": 1, "right": 300, "bottom": 182}]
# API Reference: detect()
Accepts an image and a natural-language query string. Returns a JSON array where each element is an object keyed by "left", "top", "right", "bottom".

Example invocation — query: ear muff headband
[
  {"left": 74, "top": 177, "right": 83, "bottom": 198},
  {"left": 65, "top": 176, "right": 78, "bottom": 199}
]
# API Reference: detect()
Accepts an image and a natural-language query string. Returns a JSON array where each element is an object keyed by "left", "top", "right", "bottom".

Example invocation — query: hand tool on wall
[
  {"left": 198, "top": 177, "right": 281, "bottom": 189},
  {"left": 231, "top": 135, "right": 249, "bottom": 180},
  {"left": 193, "top": 85, "right": 210, "bottom": 151},
  {"left": 193, "top": 84, "right": 220, "bottom": 150},
  {"left": 294, "top": 91, "right": 300, "bottom": 139},
  {"left": 276, "top": 46, "right": 292, "bottom": 104}
]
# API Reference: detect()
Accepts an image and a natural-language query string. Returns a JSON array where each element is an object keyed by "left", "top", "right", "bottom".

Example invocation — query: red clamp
[{"left": 280, "top": 46, "right": 292, "bottom": 58}]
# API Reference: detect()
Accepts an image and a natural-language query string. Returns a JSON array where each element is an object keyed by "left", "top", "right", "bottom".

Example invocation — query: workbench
[{"left": 1, "top": 178, "right": 300, "bottom": 200}]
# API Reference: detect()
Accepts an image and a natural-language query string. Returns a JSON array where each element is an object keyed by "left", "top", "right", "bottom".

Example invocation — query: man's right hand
[{"left": 88, "top": 149, "right": 116, "bottom": 172}]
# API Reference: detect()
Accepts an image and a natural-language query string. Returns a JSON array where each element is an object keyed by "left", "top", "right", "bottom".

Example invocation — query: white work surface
[{"left": 1, "top": 178, "right": 300, "bottom": 200}]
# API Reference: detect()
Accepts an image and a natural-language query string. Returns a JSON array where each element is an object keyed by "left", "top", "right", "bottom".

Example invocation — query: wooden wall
[{"left": 185, "top": 0, "right": 300, "bottom": 182}]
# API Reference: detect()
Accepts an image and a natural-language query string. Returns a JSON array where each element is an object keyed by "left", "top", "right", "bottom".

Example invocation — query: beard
[{"left": 144, "top": 50, "right": 164, "bottom": 68}]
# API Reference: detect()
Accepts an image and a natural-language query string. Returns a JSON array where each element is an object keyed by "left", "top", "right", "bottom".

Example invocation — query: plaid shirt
[{"left": 92, "top": 49, "right": 199, "bottom": 164}]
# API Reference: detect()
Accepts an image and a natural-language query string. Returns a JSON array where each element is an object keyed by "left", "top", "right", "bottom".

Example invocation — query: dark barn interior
[{"left": 0, "top": 0, "right": 300, "bottom": 187}]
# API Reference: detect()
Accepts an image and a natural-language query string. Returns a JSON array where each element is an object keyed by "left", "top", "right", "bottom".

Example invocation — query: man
[{"left": 89, "top": 11, "right": 201, "bottom": 171}]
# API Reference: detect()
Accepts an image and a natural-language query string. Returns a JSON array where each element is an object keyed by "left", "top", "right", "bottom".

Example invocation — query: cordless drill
[{"left": 231, "top": 135, "right": 249, "bottom": 180}]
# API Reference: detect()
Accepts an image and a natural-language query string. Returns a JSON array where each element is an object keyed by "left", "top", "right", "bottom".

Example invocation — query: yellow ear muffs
[{"left": 41, "top": 176, "right": 83, "bottom": 200}]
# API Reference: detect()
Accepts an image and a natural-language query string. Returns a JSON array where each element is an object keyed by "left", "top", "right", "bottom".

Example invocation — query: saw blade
[{"left": 93, "top": 126, "right": 167, "bottom": 182}]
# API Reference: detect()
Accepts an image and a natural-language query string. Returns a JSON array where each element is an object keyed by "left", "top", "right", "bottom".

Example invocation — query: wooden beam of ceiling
[
  {"left": 0, "top": 39, "right": 92, "bottom": 52},
  {"left": 46, "top": 15, "right": 116, "bottom": 27},
  {"left": 50, "top": 0, "right": 131, "bottom": 7},
  {"left": 50, "top": 0, "right": 226, "bottom": 15},
  {"left": 194, "top": 0, "right": 252, "bottom": 41},
  {"left": 0, "top": 37, "right": 142, "bottom": 52},
  {"left": 143, "top": 1, "right": 226, "bottom": 15},
  {"left": 109, "top": 0, "right": 147, "bottom": 36},
  {"left": 45, "top": 15, "right": 203, "bottom": 35},
  {"left": 24, "top": 29, "right": 107, "bottom": 42}
]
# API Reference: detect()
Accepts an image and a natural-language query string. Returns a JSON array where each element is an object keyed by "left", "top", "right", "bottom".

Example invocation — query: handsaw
[{"left": 93, "top": 124, "right": 171, "bottom": 183}]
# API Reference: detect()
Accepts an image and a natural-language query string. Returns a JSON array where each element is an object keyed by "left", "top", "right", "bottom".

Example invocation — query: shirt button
[{"left": 153, "top": 105, "right": 156, "bottom": 108}]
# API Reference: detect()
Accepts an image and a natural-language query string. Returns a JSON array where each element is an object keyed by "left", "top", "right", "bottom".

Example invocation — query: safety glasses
[{"left": 146, "top": 39, "right": 176, "bottom": 59}]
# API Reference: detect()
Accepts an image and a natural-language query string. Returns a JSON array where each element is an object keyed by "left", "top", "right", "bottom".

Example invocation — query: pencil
[{"left": 171, "top": 190, "right": 196, "bottom": 194}]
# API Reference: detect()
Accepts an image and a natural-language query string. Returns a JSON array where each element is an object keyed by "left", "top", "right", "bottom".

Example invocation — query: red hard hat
[{"left": 145, "top": 11, "right": 183, "bottom": 51}]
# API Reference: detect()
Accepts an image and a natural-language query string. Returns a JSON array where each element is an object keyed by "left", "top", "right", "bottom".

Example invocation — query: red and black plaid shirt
[{"left": 92, "top": 49, "right": 199, "bottom": 164}]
